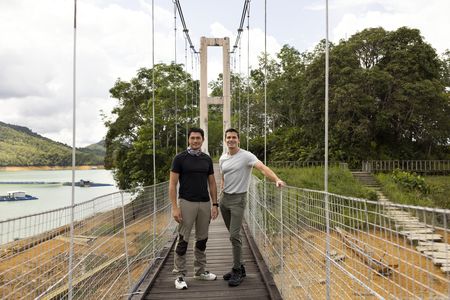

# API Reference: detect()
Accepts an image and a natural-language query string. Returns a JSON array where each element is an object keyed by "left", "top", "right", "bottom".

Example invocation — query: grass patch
[
  {"left": 376, "top": 173, "right": 450, "bottom": 209},
  {"left": 89, "top": 222, "right": 121, "bottom": 236},
  {"left": 254, "top": 166, "right": 379, "bottom": 230},
  {"left": 254, "top": 166, "right": 377, "bottom": 200}
]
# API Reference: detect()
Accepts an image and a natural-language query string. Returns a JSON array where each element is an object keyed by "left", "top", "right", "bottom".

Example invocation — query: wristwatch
[{"left": 212, "top": 203, "right": 219, "bottom": 207}]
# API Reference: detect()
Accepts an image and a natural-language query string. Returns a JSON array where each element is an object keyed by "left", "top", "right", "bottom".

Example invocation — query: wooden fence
[
  {"left": 268, "top": 161, "right": 346, "bottom": 169},
  {"left": 362, "top": 160, "right": 450, "bottom": 173}
]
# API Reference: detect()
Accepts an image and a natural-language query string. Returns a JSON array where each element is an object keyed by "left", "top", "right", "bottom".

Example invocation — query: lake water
[{"left": 0, "top": 169, "right": 119, "bottom": 221}]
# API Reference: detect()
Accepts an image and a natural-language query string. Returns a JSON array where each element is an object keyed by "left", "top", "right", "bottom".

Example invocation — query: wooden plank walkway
[
  {"left": 141, "top": 217, "right": 273, "bottom": 299},
  {"left": 376, "top": 191, "right": 450, "bottom": 273},
  {"left": 129, "top": 163, "right": 280, "bottom": 299},
  {"left": 354, "top": 173, "right": 450, "bottom": 274}
]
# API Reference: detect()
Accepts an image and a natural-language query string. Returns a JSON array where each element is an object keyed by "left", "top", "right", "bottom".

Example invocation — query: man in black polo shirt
[{"left": 169, "top": 127, "right": 219, "bottom": 290}]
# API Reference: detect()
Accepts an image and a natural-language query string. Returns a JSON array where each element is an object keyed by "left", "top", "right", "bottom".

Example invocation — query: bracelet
[{"left": 212, "top": 203, "right": 219, "bottom": 207}]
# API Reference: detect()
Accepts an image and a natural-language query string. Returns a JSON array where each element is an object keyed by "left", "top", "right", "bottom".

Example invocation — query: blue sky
[{"left": 0, "top": 0, "right": 449, "bottom": 146}]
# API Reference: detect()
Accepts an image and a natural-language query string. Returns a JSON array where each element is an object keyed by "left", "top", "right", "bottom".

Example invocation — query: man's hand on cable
[{"left": 275, "top": 179, "right": 286, "bottom": 188}]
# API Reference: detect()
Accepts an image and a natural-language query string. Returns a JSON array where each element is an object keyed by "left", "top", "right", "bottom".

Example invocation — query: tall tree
[
  {"left": 440, "top": 50, "right": 450, "bottom": 87},
  {"left": 302, "top": 27, "right": 449, "bottom": 164},
  {"left": 104, "top": 63, "right": 197, "bottom": 189}
]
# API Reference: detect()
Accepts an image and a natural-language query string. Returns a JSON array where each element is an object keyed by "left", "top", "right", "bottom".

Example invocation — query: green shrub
[
  {"left": 366, "top": 189, "right": 378, "bottom": 201},
  {"left": 391, "top": 170, "right": 430, "bottom": 194},
  {"left": 376, "top": 173, "right": 449, "bottom": 209}
]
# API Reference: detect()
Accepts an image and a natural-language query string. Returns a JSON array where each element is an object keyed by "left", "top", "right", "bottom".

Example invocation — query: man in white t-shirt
[{"left": 219, "top": 128, "right": 285, "bottom": 287}]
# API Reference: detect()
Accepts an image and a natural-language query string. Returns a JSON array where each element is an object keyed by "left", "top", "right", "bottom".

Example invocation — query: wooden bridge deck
[
  {"left": 130, "top": 163, "right": 281, "bottom": 299},
  {"left": 133, "top": 217, "right": 280, "bottom": 299}
]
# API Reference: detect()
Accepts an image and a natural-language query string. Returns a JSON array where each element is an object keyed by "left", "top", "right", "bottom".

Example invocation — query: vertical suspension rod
[
  {"left": 191, "top": 51, "right": 194, "bottom": 121},
  {"left": 324, "top": 0, "right": 331, "bottom": 299},
  {"left": 68, "top": 1, "right": 77, "bottom": 299},
  {"left": 185, "top": 37, "right": 188, "bottom": 146},
  {"left": 238, "top": 39, "right": 242, "bottom": 133},
  {"left": 246, "top": 1, "right": 250, "bottom": 150},
  {"left": 174, "top": 1, "right": 178, "bottom": 153},
  {"left": 264, "top": 0, "right": 267, "bottom": 166},
  {"left": 152, "top": 0, "right": 157, "bottom": 259}
]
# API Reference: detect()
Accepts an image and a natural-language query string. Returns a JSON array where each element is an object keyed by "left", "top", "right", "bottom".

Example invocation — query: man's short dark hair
[
  {"left": 225, "top": 128, "right": 239, "bottom": 138},
  {"left": 188, "top": 127, "right": 204, "bottom": 139}
]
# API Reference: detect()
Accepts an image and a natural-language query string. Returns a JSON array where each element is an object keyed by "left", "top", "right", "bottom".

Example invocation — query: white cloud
[
  {"left": 328, "top": 0, "right": 450, "bottom": 53},
  {"left": 0, "top": 0, "right": 176, "bottom": 146},
  {"left": 0, "top": 0, "right": 447, "bottom": 149},
  {"left": 207, "top": 22, "right": 281, "bottom": 80}
]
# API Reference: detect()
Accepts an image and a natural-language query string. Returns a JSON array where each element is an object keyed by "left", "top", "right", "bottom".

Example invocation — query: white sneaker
[
  {"left": 194, "top": 271, "right": 217, "bottom": 281},
  {"left": 175, "top": 276, "right": 188, "bottom": 289}
]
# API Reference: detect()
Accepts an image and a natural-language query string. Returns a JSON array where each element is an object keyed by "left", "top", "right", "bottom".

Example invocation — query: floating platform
[
  {"left": 0, "top": 181, "right": 60, "bottom": 184},
  {"left": 62, "top": 180, "right": 113, "bottom": 187},
  {"left": 0, "top": 191, "right": 38, "bottom": 202},
  {"left": 0, "top": 180, "right": 112, "bottom": 187}
]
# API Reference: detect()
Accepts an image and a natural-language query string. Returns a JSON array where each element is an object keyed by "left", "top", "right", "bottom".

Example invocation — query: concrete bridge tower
[{"left": 199, "top": 36, "right": 231, "bottom": 154}]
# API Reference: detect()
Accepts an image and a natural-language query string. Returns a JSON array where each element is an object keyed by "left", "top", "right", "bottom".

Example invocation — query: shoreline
[{"left": 0, "top": 165, "right": 105, "bottom": 172}]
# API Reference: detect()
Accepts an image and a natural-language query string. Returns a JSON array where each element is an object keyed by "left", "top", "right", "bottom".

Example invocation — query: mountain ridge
[{"left": 0, "top": 121, "right": 105, "bottom": 166}]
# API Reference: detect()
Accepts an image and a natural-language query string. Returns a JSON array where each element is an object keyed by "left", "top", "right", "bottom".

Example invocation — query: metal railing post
[
  {"left": 325, "top": 190, "right": 331, "bottom": 300},
  {"left": 444, "top": 212, "right": 450, "bottom": 299},
  {"left": 120, "top": 192, "right": 132, "bottom": 288},
  {"left": 280, "top": 188, "right": 284, "bottom": 296},
  {"left": 264, "top": 181, "right": 267, "bottom": 247},
  {"left": 153, "top": 186, "right": 157, "bottom": 260},
  {"left": 249, "top": 187, "right": 255, "bottom": 239}
]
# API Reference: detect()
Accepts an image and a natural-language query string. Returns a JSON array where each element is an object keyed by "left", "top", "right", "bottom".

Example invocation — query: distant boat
[
  {"left": 0, "top": 191, "right": 38, "bottom": 201},
  {"left": 62, "top": 179, "right": 113, "bottom": 187}
]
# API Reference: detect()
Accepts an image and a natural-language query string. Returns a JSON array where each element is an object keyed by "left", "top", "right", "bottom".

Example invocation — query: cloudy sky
[{"left": 0, "top": 0, "right": 448, "bottom": 147}]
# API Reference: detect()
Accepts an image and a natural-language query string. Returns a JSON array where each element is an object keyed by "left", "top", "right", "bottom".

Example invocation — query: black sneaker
[
  {"left": 228, "top": 268, "right": 244, "bottom": 287},
  {"left": 223, "top": 265, "right": 246, "bottom": 280}
]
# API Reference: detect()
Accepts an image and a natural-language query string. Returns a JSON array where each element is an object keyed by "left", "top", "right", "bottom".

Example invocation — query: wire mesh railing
[
  {"left": 3, "top": 176, "right": 450, "bottom": 299},
  {"left": 0, "top": 182, "right": 175, "bottom": 300},
  {"left": 246, "top": 176, "right": 450, "bottom": 300}
]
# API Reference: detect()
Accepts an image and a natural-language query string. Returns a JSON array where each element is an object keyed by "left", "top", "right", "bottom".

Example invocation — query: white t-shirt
[{"left": 219, "top": 149, "right": 260, "bottom": 194}]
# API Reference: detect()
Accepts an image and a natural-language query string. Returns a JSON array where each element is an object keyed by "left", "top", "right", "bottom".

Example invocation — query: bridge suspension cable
[
  {"left": 231, "top": 0, "right": 251, "bottom": 54},
  {"left": 174, "top": 0, "right": 198, "bottom": 53},
  {"left": 173, "top": 0, "right": 201, "bottom": 134}
]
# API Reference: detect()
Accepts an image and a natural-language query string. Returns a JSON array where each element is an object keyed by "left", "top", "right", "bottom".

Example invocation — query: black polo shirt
[{"left": 171, "top": 151, "right": 214, "bottom": 202}]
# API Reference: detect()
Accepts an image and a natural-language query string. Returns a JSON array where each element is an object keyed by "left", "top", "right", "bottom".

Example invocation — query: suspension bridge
[
  {"left": 1, "top": 164, "right": 450, "bottom": 299},
  {"left": 1, "top": 0, "right": 449, "bottom": 299}
]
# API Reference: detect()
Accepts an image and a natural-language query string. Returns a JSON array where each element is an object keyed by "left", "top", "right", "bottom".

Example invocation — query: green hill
[
  {"left": 83, "top": 140, "right": 106, "bottom": 157},
  {"left": 0, "top": 121, "right": 105, "bottom": 166}
]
